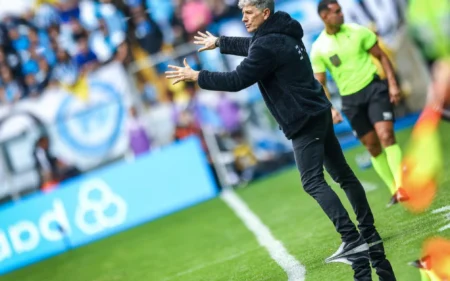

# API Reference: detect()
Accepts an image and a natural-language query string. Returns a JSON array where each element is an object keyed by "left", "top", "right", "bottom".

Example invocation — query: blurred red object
[
  {"left": 41, "top": 181, "right": 59, "bottom": 193},
  {"left": 422, "top": 237, "right": 450, "bottom": 280}
]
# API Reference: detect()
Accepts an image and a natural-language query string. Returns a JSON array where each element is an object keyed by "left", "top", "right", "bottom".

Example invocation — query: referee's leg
[
  {"left": 323, "top": 112, "right": 397, "bottom": 281},
  {"left": 369, "top": 79, "right": 404, "bottom": 199}
]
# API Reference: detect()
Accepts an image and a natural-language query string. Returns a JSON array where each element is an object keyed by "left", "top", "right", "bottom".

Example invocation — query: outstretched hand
[
  {"left": 331, "top": 108, "right": 343, "bottom": 124},
  {"left": 193, "top": 31, "right": 218, "bottom": 52},
  {"left": 165, "top": 58, "right": 199, "bottom": 85}
]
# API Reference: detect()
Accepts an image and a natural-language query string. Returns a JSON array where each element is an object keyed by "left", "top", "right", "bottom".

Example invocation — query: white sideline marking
[
  {"left": 432, "top": 205, "right": 450, "bottom": 232},
  {"left": 221, "top": 189, "right": 306, "bottom": 281}
]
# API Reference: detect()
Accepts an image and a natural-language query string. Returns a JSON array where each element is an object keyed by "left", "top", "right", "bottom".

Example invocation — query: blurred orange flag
[
  {"left": 412, "top": 237, "right": 450, "bottom": 281},
  {"left": 400, "top": 107, "right": 443, "bottom": 213}
]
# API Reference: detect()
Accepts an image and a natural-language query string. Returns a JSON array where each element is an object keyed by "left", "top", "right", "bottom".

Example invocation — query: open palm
[{"left": 193, "top": 31, "right": 218, "bottom": 52}]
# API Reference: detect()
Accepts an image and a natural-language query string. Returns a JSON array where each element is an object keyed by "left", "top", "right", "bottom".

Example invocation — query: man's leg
[
  {"left": 292, "top": 112, "right": 371, "bottom": 281},
  {"left": 360, "top": 131, "right": 397, "bottom": 195},
  {"left": 342, "top": 95, "right": 397, "bottom": 196},
  {"left": 368, "top": 79, "right": 407, "bottom": 205},
  {"left": 323, "top": 114, "right": 397, "bottom": 281},
  {"left": 374, "top": 121, "right": 403, "bottom": 192}
]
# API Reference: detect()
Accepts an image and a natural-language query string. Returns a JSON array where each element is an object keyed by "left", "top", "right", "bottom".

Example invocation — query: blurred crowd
[
  {"left": 0, "top": 0, "right": 449, "bottom": 193},
  {"left": 0, "top": 0, "right": 244, "bottom": 105}
]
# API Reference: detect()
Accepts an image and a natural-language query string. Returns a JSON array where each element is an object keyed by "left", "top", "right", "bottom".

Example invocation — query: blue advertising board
[{"left": 0, "top": 137, "right": 218, "bottom": 275}]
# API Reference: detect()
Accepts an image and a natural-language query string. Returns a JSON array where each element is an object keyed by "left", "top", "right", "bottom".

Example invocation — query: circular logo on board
[{"left": 56, "top": 82, "right": 125, "bottom": 156}]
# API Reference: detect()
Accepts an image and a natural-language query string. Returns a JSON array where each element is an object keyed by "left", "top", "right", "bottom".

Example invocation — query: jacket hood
[{"left": 253, "top": 11, "right": 304, "bottom": 40}]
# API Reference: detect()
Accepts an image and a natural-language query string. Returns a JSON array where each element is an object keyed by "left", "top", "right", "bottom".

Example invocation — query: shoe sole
[
  {"left": 326, "top": 254, "right": 369, "bottom": 266},
  {"left": 325, "top": 243, "right": 369, "bottom": 263}
]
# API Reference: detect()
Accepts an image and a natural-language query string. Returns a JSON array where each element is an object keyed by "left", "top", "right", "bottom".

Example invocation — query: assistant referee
[{"left": 311, "top": 0, "right": 406, "bottom": 208}]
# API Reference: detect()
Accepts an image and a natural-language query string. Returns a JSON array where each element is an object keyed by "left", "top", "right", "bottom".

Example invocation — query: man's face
[
  {"left": 241, "top": 5, "right": 271, "bottom": 33},
  {"left": 323, "top": 3, "right": 344, "bottom": 26}
]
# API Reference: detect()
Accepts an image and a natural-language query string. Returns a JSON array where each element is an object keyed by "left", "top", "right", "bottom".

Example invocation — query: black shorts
[{"left": 341, "top": 77, "right": 394, "bottom": 138}]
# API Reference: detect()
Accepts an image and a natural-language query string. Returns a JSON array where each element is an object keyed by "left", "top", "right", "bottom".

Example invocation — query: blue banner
[{"left": 0, "top": 137, "right": 217, "bottom": 275}]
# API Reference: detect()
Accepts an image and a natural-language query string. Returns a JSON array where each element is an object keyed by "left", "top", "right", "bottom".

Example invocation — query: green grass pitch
[{"left": 3, "top": 122, "right": 450, "bottom": 281}]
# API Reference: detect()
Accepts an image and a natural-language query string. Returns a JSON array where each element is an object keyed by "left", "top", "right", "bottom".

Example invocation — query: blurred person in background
[
  {"left": 216, "top": 92, "right": 242, "bottom": 134},
  {"left": 129, "top": 4, "right": 163, "bottom": 55},
  {"left": 24, "top": 72, "right": 41, "bottom": 98},
  {"left": 181, "top": 0, "right": 213, "bottom": 38},
  {"left": 33, "top": 135, "right": 81, "bottom": 191},
  {"left": 28, "top": 27, "right": 56, "bottom": 67},
  {"left": 90, "top": 18, "right": 128, "bottom": 63},
  {"left": 50, "top": 47, "right": 79, "bottom": 86},
  {"left": 166, "top": 0, "right": 396, "bottom": 279},
  {"left": 0, "top": 64, "right": 23, "bottom": 103},
  {"left": 0, "top": 87, "right": 6, "bottom": 104},
  {"left": 127, "top": 106, "right": 152, "bottom": 157},
  {"left": 231, "top": 130, "right": 257, "bottom": 186},
  {"left": 73, "top": 31, "right": 99, "bottom": 74},
  {"left": 170, "top": 3, "right": 189, "bottom": 46},
  {"left": 311, "top": 0, "right": 406, "bottom": 209}
]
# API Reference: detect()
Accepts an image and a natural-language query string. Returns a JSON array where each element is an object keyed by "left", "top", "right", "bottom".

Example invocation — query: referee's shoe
[{"left": 325, "top": 235, "right": 370, "bottom": 265}]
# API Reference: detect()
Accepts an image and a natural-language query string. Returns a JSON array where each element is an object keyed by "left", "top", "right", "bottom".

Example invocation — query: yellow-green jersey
[{"left": 311, "top": 23, "right": 378, "bottom": 96}]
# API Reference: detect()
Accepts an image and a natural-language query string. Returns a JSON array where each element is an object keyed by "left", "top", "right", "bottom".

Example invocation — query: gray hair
[{"left": 238, "top": 0, "right": 275, "bottom": 14}]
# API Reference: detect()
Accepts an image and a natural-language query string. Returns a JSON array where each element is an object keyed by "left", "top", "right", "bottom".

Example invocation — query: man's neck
[{"left": 325, "top": 25, "right": 341, "bottom": 35}]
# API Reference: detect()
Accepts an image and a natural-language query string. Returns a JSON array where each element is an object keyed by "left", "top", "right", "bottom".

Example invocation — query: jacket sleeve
[
  {"left": 219, "top": 36, "right": 251, "bottom": 57},
  {"left": 198, "top": 43, "right": 276, "bottom": 92}
]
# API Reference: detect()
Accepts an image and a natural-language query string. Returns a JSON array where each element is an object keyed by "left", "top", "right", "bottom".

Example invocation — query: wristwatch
[{"left": 215, "top": 37, "right": 220, "bottom": 47}]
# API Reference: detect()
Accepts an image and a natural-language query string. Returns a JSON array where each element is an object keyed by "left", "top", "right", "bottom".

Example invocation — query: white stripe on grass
[
  {"left": 162, "top": 249, "right": 258, "bottom": 281},
  {"left": 221, "top": 188, "right": 306, "bottom": 281}
]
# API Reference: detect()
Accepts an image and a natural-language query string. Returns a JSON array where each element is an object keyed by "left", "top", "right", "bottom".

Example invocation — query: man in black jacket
[{"left": 165, "top": 1, "right": 395, "bottom": 280}]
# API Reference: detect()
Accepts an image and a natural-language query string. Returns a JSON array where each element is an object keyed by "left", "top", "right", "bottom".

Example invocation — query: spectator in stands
[
  {"left": 0, "top": 45, "right": 22, "bottom": 85},
  {"left": 0, "top": 64, "right": 23, "bottom": 103},
  {"left": 36, "top": 57, "right": 52, "bottom": 88},
  {"left": 0, "top": 87, "right": 6, "bottom": 104},
  {"left": 28, "top": 27, "right": 56, "bottom": 66},
  {"left": 127, "top": 106, "right": 152, "bottom": 157},
  {"left": 174, "top": 109, "right": 209, "bottom": 156},
  {"left": 51, "top": 47, "right": 78, "bottom": 86},
  {"left": 24, "top": 73, "right": 41, "bottom": 98},
  {"left": 33, "top": 3, "right": 61, "bottom": 30},
  {"left": 58, "top": 0, "right": 81, "bottom": 25},
  {"left": 7, "top": 23, "right": 31, "bottom": 61},
  {"left": 232, "top": 130, "right": 257, "bottom": 185},
  {"left": 73, "top": 32, "right": 98, "bottom": 74},
  {"left": 90, "top": 18, "right": 128, "bottom": 63},
  {"left": 217, "top": 92, "right": 241, "bottom": 134},
  {"left": 47, "top": 24, "right": 60, "bottom": 45},
  {"left": 170, "top": 4, "right": 189, "bottom": 46},
  {"left": 33, "top": 135, "right": 81, "bottom": 191},
  {"left": 181, "top": 0, "right": 213, "bottom": 37},
  {"left": 129, "top": 5, "right": 163, "bottom": 55}
]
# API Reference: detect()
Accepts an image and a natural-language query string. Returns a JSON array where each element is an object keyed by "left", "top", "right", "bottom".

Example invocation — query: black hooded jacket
[{"left": 198, "top": 11, "right": 331, "bottom": 139}]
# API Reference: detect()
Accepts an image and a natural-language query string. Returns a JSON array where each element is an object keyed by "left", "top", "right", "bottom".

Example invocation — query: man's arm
[
  {"left": 314, "top": 73, "right": 332, "bottom": 100},
  {"left": 198, "top": 44, "right": 276, "bottom": 92},
  {"left": 218, "top": 36, "right": 251, "bottom": 57},
  {"left": 314, "top": 73, "right": 343, "bottom": 124},
  {"left": 369, "top": 43, "right": 401, "bottom": 105},
  {"left": 194, "top": 32, "right": 250, "bottom": 57}
]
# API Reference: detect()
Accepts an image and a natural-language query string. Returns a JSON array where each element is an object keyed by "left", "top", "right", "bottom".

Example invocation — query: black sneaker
[{"left": 325, "top": 236, "right": 370, "bottom": 265}]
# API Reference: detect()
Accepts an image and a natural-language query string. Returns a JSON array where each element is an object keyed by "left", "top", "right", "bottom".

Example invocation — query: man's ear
[
  {"left": 263, "top": 8, "right": 271, "bottom": 20},
  {"left": 319, "top": 10, "right": 327, "bottom": 21}
]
